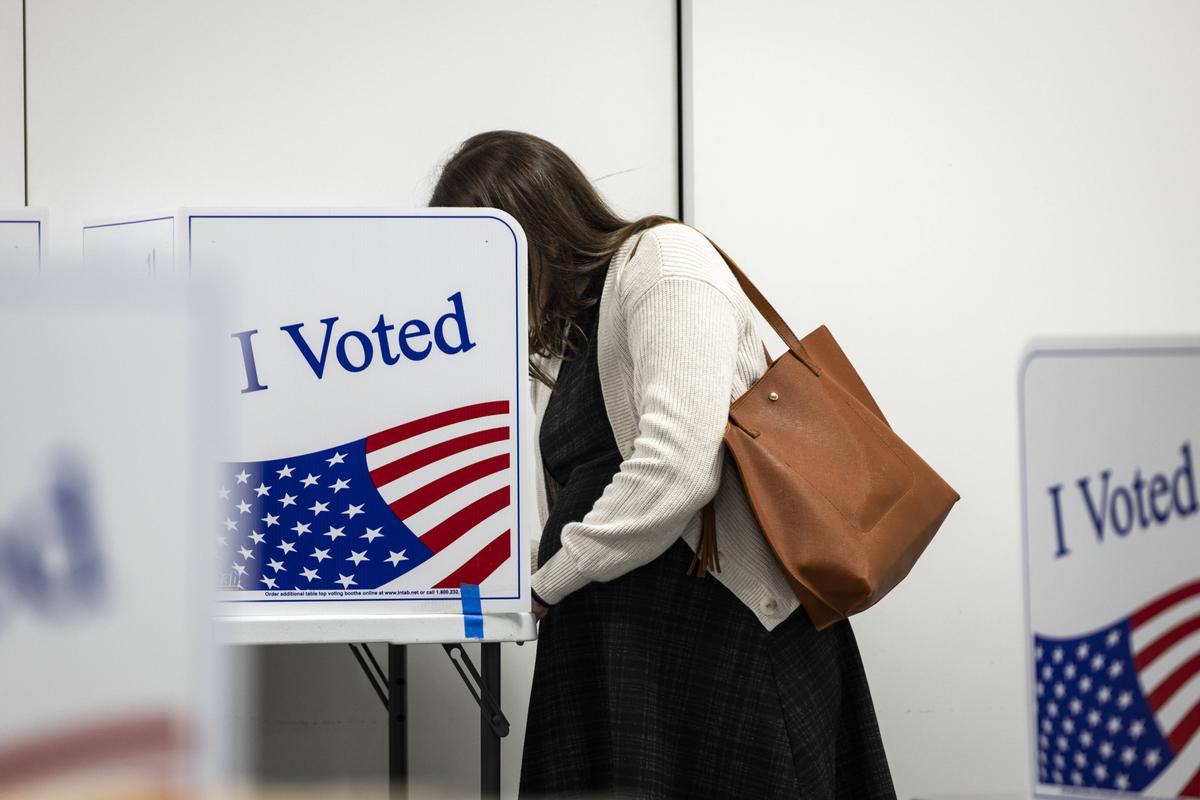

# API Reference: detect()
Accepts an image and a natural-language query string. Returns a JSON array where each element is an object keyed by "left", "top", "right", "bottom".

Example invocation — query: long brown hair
[{"left": 429, "top": 130, "right": 675, "bottom": 388}]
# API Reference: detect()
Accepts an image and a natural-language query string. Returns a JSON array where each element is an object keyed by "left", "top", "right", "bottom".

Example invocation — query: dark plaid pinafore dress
[{"left": 519, "top": 267, "right": 897, "bottom": 800}]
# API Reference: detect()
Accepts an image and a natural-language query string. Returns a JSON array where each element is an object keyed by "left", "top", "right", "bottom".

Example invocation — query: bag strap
[
  {"left": 692, "top": 230, "right": 822, "bottom": 376},
  {"left": 628, "top": 225, "right": 821, "bottom": 376}
]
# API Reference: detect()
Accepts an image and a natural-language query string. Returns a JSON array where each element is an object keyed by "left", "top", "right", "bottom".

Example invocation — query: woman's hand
[{"left": 532, "top": 598, "right": 549, "bottom": 620}]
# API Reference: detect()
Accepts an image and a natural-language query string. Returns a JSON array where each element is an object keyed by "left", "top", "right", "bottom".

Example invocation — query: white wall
[
  {"left": 0, "top": 0, "right": 22, "bottom": 206},
  {"left": 25, "top": 2, "right": 676, "bottom": 798},
  {"left": 27, "top": 0, "right": 677, "bottom": 264},
  {"left": 688, "top": 2, "right": 1200, "bottom": 798}
]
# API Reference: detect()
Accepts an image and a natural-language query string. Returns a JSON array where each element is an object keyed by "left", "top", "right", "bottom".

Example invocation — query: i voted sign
[
  {"left": 1020, "top": 340, "right": 1200, "bottom": 799},
  {"left": 180, "top": 210, "right": 532, "bottom": 625}
]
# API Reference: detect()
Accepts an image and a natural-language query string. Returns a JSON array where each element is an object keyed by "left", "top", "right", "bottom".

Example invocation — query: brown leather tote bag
[{"left": 683, "top": 231, "right": 961, "bottom": 630}]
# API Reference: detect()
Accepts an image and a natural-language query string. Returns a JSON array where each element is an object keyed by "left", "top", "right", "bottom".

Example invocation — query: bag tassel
[{"left": 687, "top": 500, "right": 721, "bottom": 577}]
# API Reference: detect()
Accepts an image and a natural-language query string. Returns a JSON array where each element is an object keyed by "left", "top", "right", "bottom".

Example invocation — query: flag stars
[
  {"left": 309, "top": 500, "right": 329, "bottom": 516},
  {"left": 342, "top": 503, "right": 364, "bottom": 519},
  {"left": 1144, "top": 748, "right": 1161, "bottom": 768},
  {"left": 249, "top": 531, "right": 266, "bottom": 544},
  {"left": 335, "top": 573, "right": 357, "bottom": 589},
  {"left": 1069, "top": 698, "right": 1082, "bottom": 715},
  {"left": 1128, "top": 719, "right": 1144, "bottom": 739},
  {"left": 330, "top": 478, "right": 351, "bottom": 493},
  {"left": 301, "top": 473, "right": 320, "bottom": 488},
  {"left": 326, "top": 451, "right": 346, "bottom": 467},
  {"left": 1090, "top": 653, "right": 1105, "bottom": 672},
  {"left": 1064, "top": 663, "right": 1077, "bottom": 680},
  {"left": 1096, "top": 686, "right": 1111, "bottom": 704},
  {"left": 324, "top": 526, "right": 346, "bottom": 541},
  {"left": 1087, "top": 710, "right": 1101, "bottom": 728},
  {"left": 1107, "top": 661, "right": 1123, "bottom": 679},
  {"left": 292, "top": 522, "right": 311, "bottom": 536},
  {"left": 260, "top": 576, "right": 278, "bottom": 589},
  {"left": 237, "top": 546, "right": 254, "bottom": 560},
  {"left": 276, "top": 464, "right": 294, "bottom": 479},
  {"left": 1080, "top": 731, "right": 1093, "bottom": 747},
  {"left": 267, "top": 558, "right": 286, "bottom": 573},
  {"left": 1105, "top": 629, "right": 1121, "bottom": 648},
  {"left": 262, "top": 512, "right": 280, "bottom": 527},
  {"left": 1106, "top": 716, "right": 1121, "bottom": 735},
  {"left": 232, "top": 563, "right": 247, "bottom": 576},
  {"left": 1078, "top": 676, "right": 1092, "bottom": 693},
  {"left": 236, "top": 499, "right": 252, "bottom": 514},
  {"left": 235, "top": 469, "right": 250, "bottom": 484},
  {"left": 1052, "top": 647, "right": 1064, "bottom": 664},
  {"left": 1120, "top": 746, "right": 1136, "bottom": 765},
  {"left": 301, "top": 567, "right": 319, "bottom": 582},
  {"left": 277, "top": 540, "right": 296, "bottom": 554},
  {"left": 254, "top": 482, "right": 271, "bottom": 497},
  {"left": 311, "top": 547, "right": 330, "bottom": 562},
  {"left": 1092, "top": 764, "right": 1106, "bottom": 782},
  {"left": 361, "top": 527, "right": 383, "bottom": 543},
  {"left": 386, "top": 550, "right": 408, "bottom": 567},
  {"left": 224, "top": 518, "right": 238, "bottom": 531},
  {"left": 1114, "top": 774, "right": 1129, "bottom": 790},
  {"left": 346, "top": 550, "right": 369, "bottom": 566},
  {"left": 280, "top": 493, "right": 297, "bottom": 508},
  {"left": 219, "top": 486, "right": 231, "bottom": 499}
]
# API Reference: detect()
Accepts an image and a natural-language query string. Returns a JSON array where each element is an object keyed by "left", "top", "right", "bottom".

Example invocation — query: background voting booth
[
  {"left": 83, "top": 209, "right": 537, "bottom": 797},
  {"left": 1020, "top": 341, "right": 1200, "bottom": 799},
  {"left": 0, "top": 210, "right": 45, "bottom": 275}
]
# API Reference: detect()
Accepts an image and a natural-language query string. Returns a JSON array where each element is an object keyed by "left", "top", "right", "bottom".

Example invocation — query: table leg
[
  {"left": 480, "top": 642, "right": 501, "bottom": 798},
  {"left": 389, "top": 644, "right": 408, "bottom": 800}
]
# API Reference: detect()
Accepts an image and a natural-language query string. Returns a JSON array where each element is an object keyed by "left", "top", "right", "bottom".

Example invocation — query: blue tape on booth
[{"left": 461, "top": 583, "right": 483, "bottom": 639}]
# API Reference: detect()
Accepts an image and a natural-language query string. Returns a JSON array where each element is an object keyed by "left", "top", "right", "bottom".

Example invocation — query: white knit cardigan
[{"left": 529, "top": 223, "right": 801, "bottom": 630}]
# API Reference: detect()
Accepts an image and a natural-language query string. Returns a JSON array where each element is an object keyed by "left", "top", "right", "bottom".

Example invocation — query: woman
[{"left": 430, "top": 130, "right": 895, "bottom": 799}]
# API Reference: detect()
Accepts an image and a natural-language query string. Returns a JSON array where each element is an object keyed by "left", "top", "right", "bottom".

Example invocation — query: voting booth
[
  {"left": 0, "top": 279, "right": 224, "bottom": 796},
  {"left": 0, "top": 210, "right": 46, "bottom": 275},
  {"left": 84, "top": 209, "right": 536, "bottom": 796},
  {"left": 1020, "top": 339, "right": 1200, "bottom": 799}
]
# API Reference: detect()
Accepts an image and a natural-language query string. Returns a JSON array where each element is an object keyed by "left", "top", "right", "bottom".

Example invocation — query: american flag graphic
[
  {"left": 1034, "top": 579, "right": 1200, "bottom": 796},
  {"left": 216, "top": 400, "right": 514, "bottom": 595}
]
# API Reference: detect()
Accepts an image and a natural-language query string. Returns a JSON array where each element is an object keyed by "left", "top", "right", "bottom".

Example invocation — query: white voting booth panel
[
  {"left": 83, "top": 209, "right": 537, "bottom": 646},
  {"left": 1020, "top": 340, "right": 1200, "bottom": 799},
  {"left": 0, "top": 279, "right": 223, "bottom": 793},
  {"left": 0, "top": 210, "right": 46, "bottom": 274},
  {"left": 82, "top": 215, "right": 176, "bottom": 277}
]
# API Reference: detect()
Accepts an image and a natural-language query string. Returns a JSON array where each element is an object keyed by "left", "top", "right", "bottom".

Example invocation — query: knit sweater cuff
[{"left": 531, "top": 546, "right": 590, "bottom": 606}]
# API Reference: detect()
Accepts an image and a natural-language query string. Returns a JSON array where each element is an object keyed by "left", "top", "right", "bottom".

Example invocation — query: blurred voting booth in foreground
[
  {"left": 1020, "top": 339, "right": 1200, "bottom": 799},
  {"left": 0, "top": 210, "right": 46, "bottom": 275},
  {"left": 0, "top": 279, "right": 227, "bottom": 798},
  {"left": 84, "top": 208, "right": 536, "bottom": 797}
]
